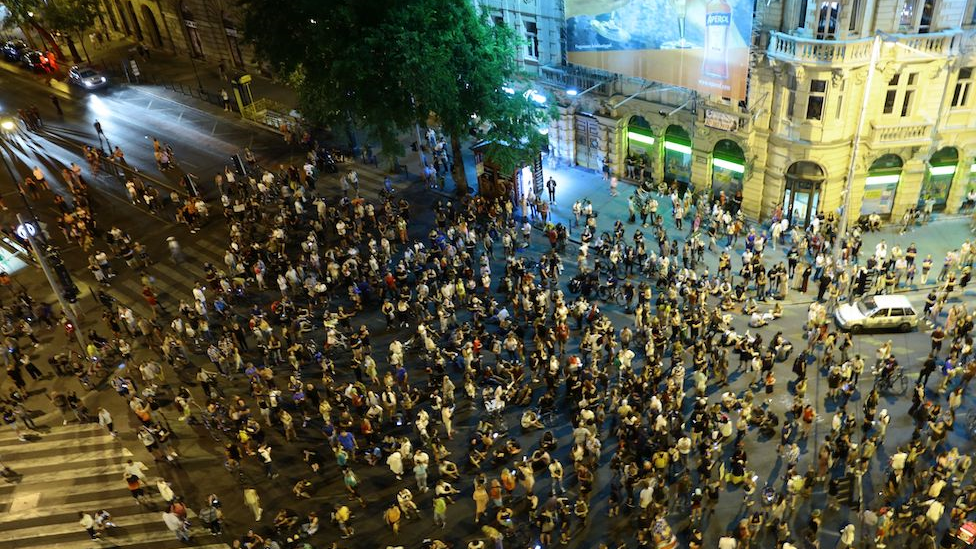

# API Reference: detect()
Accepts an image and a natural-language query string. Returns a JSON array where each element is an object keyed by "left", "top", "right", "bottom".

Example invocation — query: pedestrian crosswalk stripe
[
  {"left": 0, "top": 464, "right": 128, "bottom": 486},
  {"left": 194, "top": 238, "right": 225, "bottom": 255},
  {"left": 0, "top": 433, "right": 116, "bottom": 457},
  {"left": 154, "top": 262, "right": 198, "bottom": 292},
  {"left": 0, "top": 494, "right": 163, "bottom": 523},
  {"left": 3, "top": 476, "right": 148, "bottom": 502},
  {"left": 0, "top": 447, "right": 133, "bottom": 469},
  {"left": 21, "top": 526, "right": 216, "bottom": 549},
  {"left": 0, "top": 422, "right": 102, "bottom": 443},
  {"left": 0, "top": 423, "right": 225, "bottom": 549}
]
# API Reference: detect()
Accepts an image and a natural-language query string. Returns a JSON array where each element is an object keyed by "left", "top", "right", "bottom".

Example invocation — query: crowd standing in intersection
[{"left": 2, "top": 119, "right": 976, "bottom": 549}]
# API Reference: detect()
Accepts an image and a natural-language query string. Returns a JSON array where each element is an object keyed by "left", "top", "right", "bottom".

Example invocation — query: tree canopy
[
  {"left": 1, "top": 0, "right": 101, "bottom": 60},
  {"left": 240, "top": 0, "right": 551, "bottom": 186}
]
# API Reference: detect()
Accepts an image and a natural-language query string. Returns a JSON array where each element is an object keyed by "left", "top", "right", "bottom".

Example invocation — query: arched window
[
  {"left": 784, "top": 161, "right": 826, "bottom": 226},
  {"left": 920, "top": 147, "right": 959, "bottom": 211},
  {"left": 181, "top": 3, "right": 205, "bottom": 58},
  {"left": 861, "top": 154, "right": 903, "bottom": 216},
  {"left": 711, "top": 139, "right": 746, "bottom": 210},
  {"left": 663, "top": 125, "right": 692, "bottom": 195},
  {"left": 625, "top": 116, "right": 654, "bottom": 180},
  {"left": 223, "top": 16, "right": 244, "bottom": 67}
]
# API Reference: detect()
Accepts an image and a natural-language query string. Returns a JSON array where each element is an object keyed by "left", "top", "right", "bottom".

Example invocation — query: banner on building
[
  {"left": 704, "top": 109, "right": 739, "bottom": 131},
  {"left": 565, "top": 0, "right": 753, "bottom": 101}
]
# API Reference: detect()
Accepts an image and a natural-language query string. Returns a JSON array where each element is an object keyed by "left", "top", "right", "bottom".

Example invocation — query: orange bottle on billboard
[{"left": 703, "top": 0, "right": 732, "bottom": 80}]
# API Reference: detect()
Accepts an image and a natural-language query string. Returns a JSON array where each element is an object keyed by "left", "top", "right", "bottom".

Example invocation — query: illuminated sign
[
  {"left": 865, "top": 174, "right": 900, "bottom": 185},
  {"left": 664, "top": 140, "right": 692, "bottom": 154},
  {"left": 565, "top": 0, "right": 754, "bottom": 101},
  {"left": 627, "top": 131, "right": 656, "bottom": 145},
  {"left": 712, "top": 157, "right": 744, "bottom": 173}
]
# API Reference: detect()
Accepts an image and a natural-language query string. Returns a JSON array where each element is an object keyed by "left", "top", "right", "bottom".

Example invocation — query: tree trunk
[
  {"left": 344, "top": 113, "right": 359, "bottom": 156},
  {"left": 20, "top": 26, "right": 38, "bottom": 49},
  {"left": 78, "top": 34, "right": 92, "bottom": 64},
  {"left": 30, "top": 22, "right": 65, "bottom": 61},
  {"left": 65, "top": 36, "right": 82, "bottom": 64},
  {"left": 450, "top": 134, "right": 468, "bottom": 196}
]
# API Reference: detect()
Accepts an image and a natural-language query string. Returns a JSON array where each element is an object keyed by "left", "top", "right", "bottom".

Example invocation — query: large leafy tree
[
  {"left": 0, "top": 0, "right": 65, "bottom": 60},
  {"left": 240, "top": 0, "right": 549, "bottom": 193},
  {"left": 41, "top": 0, "right": 102, "bottom": 63}
]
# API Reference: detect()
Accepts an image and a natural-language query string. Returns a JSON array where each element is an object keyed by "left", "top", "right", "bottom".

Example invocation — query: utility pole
[
  {"left": 16, "top": 214, "right": 88, "bottom": 355},
  {"left": 837, "top": 33, "right": 881, "bottom": 263}
]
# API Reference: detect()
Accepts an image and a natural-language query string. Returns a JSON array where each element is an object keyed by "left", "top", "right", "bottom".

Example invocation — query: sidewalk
[
  {"left": 440, "top": 146, "right": 973, "bottom": 303},
  {"left": 84, "top": 37, "right": 297, "bottom": 116}
]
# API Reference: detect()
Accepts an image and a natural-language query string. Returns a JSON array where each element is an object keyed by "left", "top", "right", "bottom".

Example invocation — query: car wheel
[
  {"left": 899, "top": 323, "right": 912, "bottom": 333},
  {"left": 850, "top": 324, "right": 863, "bottom": 334}
]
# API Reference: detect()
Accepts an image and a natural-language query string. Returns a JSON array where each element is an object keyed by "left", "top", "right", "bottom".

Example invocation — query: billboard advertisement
[{"left": 565, "top": 0, "right": 755, "bottom": 101}]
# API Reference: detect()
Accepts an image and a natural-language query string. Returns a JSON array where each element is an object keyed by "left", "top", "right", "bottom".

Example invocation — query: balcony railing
[
  {"left": 768, "top": 30, "right": 962, "bottom": 66},
  {"left": 539, "top": 65, "right": 613, "bottom": 95},
  {"left": 869, "top": 122, "right": 933, "bottom": 145},
  {"left": 767, "top": 32, "right": 873, "bottom": 66},
  {"left": 887, "top": 30, "right": 961, "bottom": 61}
]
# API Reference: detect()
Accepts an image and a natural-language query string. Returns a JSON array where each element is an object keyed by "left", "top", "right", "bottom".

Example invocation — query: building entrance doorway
[
  {"left": 574, "top": 114, "right": 601, "bottom": 170},
  {"left": 784, "top": 161, "right": 825, "bottom": 227}
]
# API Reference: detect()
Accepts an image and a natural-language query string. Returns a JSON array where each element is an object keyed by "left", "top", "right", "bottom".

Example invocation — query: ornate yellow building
[{"left": 533, "top": 0, "right": 976, "bottom": 227}]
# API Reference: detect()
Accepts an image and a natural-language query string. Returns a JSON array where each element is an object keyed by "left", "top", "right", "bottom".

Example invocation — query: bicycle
[
  {"left": 597, "top": 282, "right": 628, "bottom": 306},
  {"left": 875, "top": 368, "right": 908, "bottom": 395}
]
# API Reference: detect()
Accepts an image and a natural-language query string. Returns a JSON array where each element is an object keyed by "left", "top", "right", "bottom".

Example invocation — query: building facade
[
  {"left": 498, "top": 0, "right": 976, "bottom": 226},
  {"left": 96, "top": 0, "right": 254, "bottom": 70}
]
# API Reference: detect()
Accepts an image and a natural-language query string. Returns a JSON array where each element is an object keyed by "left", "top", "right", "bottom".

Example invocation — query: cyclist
[{"left": 873, "top": 356, "right": 899, "bottom": 389}]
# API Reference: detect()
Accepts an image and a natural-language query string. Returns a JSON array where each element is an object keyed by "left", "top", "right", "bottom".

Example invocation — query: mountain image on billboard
[{"left": 565, "top": 0, "right": 754, "bottom": 100}]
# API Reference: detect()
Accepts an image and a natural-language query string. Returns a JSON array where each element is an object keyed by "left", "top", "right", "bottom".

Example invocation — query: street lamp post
[
  {"left": 0, "top": 129, "right": 88, "bottom": 354},
  {"left": 15, "top": 213, "right": 88, "bottom": 355},
  {"left": 836, "top": 33, "right": 881, "bottom": 262}
]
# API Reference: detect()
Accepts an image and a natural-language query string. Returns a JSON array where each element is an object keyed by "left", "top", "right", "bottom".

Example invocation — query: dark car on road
[
  {"left": 1, "top": 40, "right": 28, "bottom": 62},
  {"left": 20, "top": 50, "right": 52, "bottom": 72}
]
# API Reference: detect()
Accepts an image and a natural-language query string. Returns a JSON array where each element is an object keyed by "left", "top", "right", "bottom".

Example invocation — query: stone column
[
  {"left": 945, "top": 159, "right": 969, "bottom": 214},
  {"left": 891, "top": 157, "right": 926, "bottom": 220}
]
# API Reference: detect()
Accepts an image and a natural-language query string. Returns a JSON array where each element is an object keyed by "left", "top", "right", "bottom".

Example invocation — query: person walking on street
[
  {"left": 97, "top": 407, "right": 117, "bottom": 437},
  {"left": 156, "top": 478, "right": 176, "bottom": 504},
  {"left": 79, "top": 512, "right": 99, "bottom": 539},
  {"left": 199, "top": 499, "right": 222, "bottom": 535},
  {"left": 221, "top": 89, "right": 231, "bottom": 112},
  {"left": 546, "top": 177, "right": 557, "bottom": 203},
  {"left": 243, "top": 486, "right": 262, "bottom": 521},
  {"left": 257, "top": 443, "right": 279, "bottom": 479},
  {"left": 94, "top": 120, "right": 106, "bottom": 149},
  {"left": 333, "top": 504, "right": 354, "bottom": 538},
  {"left": 167, "top": 237, "right": 184, "bottom": 263},
  {"left": 162, "top": 510, "right": 190, "bottom": 541},
  {"left": 50, "top": 94, "right": 62, "bottom": 116}
]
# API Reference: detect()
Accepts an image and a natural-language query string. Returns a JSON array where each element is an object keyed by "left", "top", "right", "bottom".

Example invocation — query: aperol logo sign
[{"left": 564, "top": 0, "right": 754, "bottom": 101}]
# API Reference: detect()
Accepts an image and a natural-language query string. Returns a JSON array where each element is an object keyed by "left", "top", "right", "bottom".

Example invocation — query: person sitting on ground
[{"left": 521, "top": 410, "right": 544, "bottom": 431}]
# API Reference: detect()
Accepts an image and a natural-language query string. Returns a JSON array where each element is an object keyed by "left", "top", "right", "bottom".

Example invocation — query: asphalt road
[{"left": 0, "top": 59, "right": 972, "bottom": 549}]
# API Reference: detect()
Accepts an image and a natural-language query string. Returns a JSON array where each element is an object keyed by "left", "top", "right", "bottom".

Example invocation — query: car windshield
[
  {"left": 79, "top": 70, "right": 98, "bottom": 78},
  {"left": 856, "top": 297, "right": 876, "bottom": 315}
]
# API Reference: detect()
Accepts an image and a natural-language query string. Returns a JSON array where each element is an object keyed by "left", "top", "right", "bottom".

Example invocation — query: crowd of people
[{"left": 2, "top": 116, "right": 976, "bottom": 549}]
